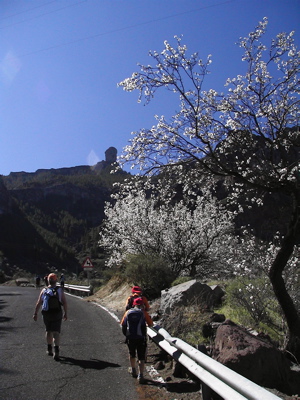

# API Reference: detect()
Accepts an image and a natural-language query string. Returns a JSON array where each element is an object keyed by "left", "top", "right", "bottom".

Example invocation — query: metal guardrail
[
  {"left": 63, "top": 283, "right": 91, "bottom": 296},
  {"left": 147, "top": 325, "right": 282, "bottom": 400}
]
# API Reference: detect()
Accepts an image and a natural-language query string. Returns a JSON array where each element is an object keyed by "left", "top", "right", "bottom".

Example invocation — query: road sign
[{"left": 82, "top": 257, "right": 94, "bottom": 270}]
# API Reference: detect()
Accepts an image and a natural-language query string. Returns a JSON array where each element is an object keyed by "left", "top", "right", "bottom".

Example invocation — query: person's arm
[
  {"left": 125, "top": 296, "right": 132, "bottom": 310},
  {"left": 141, "top": 318, "right": 147, "bottom": 337},
  {"left": 143, "top": 296, "right": 150, "bottom": 311},
  {"left": 120, "top": 313, "right": 128, "bottom": 336},
  {"left": 144, "top": 310, "right": 153, "bottom": 327},
  {"left": 33, "top": 290, "right": 44, "bottom": 321}
]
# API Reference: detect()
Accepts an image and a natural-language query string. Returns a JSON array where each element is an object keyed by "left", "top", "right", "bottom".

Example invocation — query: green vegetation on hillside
[{"left": 0, "top": 166, "right": 129, "bottom": 276}]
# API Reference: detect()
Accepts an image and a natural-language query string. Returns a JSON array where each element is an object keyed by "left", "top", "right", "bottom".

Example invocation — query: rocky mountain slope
[{"left": 0, "top": 147, "right": 129, "bottom": 276}]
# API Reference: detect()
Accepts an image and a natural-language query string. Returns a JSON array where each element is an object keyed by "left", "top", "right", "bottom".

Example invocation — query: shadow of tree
[
  {"left": 0, "top": 293, "right": 21, "bottom": 311},
  {"left": 0, "top": 314, "right": 13, "bottom": 336},
  {"left": 0, "top": 316, "right": 13, "bottom": 323},
  {"left": 0, "top": 299, "right": 6, "bottom": 311},
  {"left": 58, "top": 357, "right": 121, "bottom": 370},
  {"left": 0, "top": 367, "right": 18, "bottom": 375}
]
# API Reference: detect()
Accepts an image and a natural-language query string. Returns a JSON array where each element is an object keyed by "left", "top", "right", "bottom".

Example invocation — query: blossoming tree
[
  {"left": 99, "top": 184, "right": 234, "bottom": 278},
  {"left": 118, "top": 19, "right": 300, "bottom": 357}
]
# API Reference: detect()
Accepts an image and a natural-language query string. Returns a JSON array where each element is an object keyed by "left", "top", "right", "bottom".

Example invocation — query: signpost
[
  {"left": 82, "top": 257, "right": 94, "bottom": 285},
  {"left": 82, "top": 257, "right": 94, "bottom": 271}
]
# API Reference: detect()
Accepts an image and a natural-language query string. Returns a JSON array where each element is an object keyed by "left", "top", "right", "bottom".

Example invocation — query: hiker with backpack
[
  {"left": 125, "top": 285, "right": 153, "bottom": 327},
  {"left": 121, "top": 297, "right": 147, "bottom": 384},
  {"left": 60, "top": 273, "right": 65, "bottom": 289},
  {"left": 35, "top": 275, "right": 41, "bottom": 288},
  {"left": 33, "top": 273, "right": 67, "bottom": 361}
]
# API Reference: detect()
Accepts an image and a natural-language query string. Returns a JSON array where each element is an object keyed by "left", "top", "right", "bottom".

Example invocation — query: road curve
[{"left": 0, "top": 285, "right": 139, "bottom": 400}]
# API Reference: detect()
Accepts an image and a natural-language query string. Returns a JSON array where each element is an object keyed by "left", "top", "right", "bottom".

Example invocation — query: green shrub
[
  {"left": 163, "top": 304, "right": 212, "bottom": 346},
  {"left": 89, "top": 279, "right": 103, "bottom": 292},
  {"left": 171, "top": 276, "right": 192, "bottom": 287},
  {"left": 217, "top": 276, "right": 287, "bottom": 346},
  {"left": 124, "top": 253, "right": 176, "bottom": 299},
  {"left": 101, "top": 268, "right": 117, "bottom": 283}
]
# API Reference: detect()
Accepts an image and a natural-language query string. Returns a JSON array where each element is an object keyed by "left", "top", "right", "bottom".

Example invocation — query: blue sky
[{"left": 0, "top": 0, "right": 299, "bottom": 176}]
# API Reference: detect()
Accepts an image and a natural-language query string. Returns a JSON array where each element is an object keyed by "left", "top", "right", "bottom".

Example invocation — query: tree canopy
[
  {"left": 116, "top": 18, "right": 300, "bottom": 359},
  {"left": 100, "top": 185, "right": 234, "bottom": 278},
  {"left": 118, "top": 18, "right": 299, "bottom": 190}
]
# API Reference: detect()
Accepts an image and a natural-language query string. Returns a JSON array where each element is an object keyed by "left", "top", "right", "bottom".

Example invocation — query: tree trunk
[
  {"left": 269, "top": 190, "right": 300, "bottom": 361},
  {"left": 190, "top": 264, "right": 197, "bottom": 278}
]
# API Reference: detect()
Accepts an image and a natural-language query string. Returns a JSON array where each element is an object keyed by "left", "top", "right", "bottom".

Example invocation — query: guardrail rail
[
  {"left": 147, "top": 325, "right": 282, "bottom": 400},
  {"left": 62, "top": 283, "right": 91, "bottom": 296}
]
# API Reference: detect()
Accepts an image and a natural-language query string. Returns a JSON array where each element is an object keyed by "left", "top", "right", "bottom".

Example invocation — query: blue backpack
[
  {"left": 125, "top": 308, "right": 145, "bottom": 339},
  {"left": 42, "top": 287, "right": 61, "bottom": 313}
]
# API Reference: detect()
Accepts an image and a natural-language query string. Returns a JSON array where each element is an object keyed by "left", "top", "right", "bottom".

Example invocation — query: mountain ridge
[{"left": 0, "top": 147, "right": 129, "bottom": 277}]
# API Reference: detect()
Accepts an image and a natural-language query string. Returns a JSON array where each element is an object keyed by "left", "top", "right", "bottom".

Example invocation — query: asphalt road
[{"left": 0, "top": 285, "right": 139, "bottom": 400}]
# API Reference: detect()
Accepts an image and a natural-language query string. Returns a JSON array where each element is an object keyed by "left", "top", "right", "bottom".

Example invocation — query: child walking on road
[{"left": 121, "top": 297, "right": 147, "bottom": 384}]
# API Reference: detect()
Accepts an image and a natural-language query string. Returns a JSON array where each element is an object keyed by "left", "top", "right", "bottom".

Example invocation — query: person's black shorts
[
  {"left": 127, "top": 338, "right": 147, "bottom": 360},
  {"left": 42, "top": 310, "right": 63, "bottom": 333}
]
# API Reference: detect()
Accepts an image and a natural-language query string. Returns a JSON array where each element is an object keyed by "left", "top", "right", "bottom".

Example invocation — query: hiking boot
[
  {"left": 53, "top": 346, "right": 60, "bottom": 361},
  {"left": 47, "top": 345, "right": 53, "bottom": 356},
  {"left": 128, "top": 367, "right": 137, "bottom": 378},
  {"left": 137, "top": 374, "right": 145, "bottom": 384}
]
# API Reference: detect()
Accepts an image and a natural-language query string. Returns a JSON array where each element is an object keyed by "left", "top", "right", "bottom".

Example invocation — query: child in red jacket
[{"left": 125, "top": 286, "right": 153, "bottom": 327}]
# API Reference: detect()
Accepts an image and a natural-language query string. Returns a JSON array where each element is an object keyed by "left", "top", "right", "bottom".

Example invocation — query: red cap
[
  {"left": 133, "top": 297, "right": 144, "bottom": 306},
  {"left": 132, "top": 286, "right": 142, "bottom": 294}
]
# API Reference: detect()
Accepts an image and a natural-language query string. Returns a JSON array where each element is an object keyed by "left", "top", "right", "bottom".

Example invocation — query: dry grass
[{"left": 86, "top": 275, "right": 132, "bottom": 315}]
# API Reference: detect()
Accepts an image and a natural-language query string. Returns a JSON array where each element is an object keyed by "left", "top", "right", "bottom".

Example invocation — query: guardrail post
[{"left": 197, "top": 345, "right": 213, "bottom": 400}]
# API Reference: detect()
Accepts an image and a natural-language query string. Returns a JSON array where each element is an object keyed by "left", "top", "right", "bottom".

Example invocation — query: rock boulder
[
  {"left": 160, "top": 279, "right": 221, "bottom": 315},
  {"left": 212, "top": 320, "right": 300, "bottom": 396}
]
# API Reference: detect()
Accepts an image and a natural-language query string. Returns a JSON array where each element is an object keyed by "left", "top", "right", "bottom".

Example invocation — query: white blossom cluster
[
  {"left": 99, "top": 182, "right": 234, "bottom": 277},
  {"left": 226, "top": 232, "right": 299, "bottom": 313}
]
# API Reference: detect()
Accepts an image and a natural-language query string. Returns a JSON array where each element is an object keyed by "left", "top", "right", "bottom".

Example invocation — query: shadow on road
[
  {"left": 58, "top": 357, "right": 121, "bottom": 370},
  {"left": 0, "top": 314, "right": 13, "bottom": 336},
  {"left": 162, "top": 380, "right": 200, "bottom": 393},
  {"left": 0, "top": 316, "right": 13, "bottom": 323},
  {"left": 0, "top": 293, "right": 21, "bottom": 312},
  {"left": 142, "top": 378, "right": 200, "bottom": 393}
]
